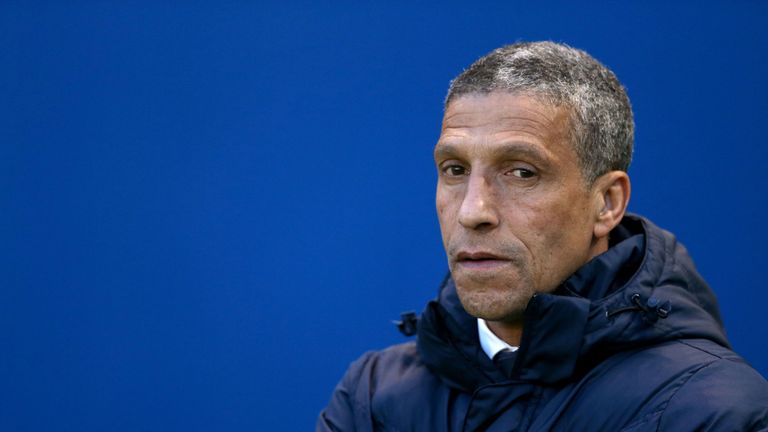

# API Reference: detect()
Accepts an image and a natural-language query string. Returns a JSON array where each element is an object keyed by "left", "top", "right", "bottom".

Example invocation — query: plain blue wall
[{"left": 3, "top": 1, "right": 767, "bottom": 431}]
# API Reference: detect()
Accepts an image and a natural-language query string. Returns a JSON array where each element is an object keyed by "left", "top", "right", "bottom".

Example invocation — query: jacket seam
[
  {"left": 655, "top": 359, "right": 720, "bottom": 431},
  {"left": 675, "top": 339, "right": 728, "bottom": 359}
]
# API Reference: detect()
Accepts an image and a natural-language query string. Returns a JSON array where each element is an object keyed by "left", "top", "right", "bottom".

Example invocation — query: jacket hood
[{"left": 416, "top": 214, "right": 730, "bottom": 392}]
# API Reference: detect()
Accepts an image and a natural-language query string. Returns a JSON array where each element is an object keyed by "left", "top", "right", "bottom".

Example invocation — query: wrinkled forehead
[{"left": 439, "top": 92, "right": 574, "bottom": 143}]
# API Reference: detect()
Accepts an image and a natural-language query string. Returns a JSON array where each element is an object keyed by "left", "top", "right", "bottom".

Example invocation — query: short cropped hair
[{"left": 445, "top": 41, "right": 634, "bottom": 184}]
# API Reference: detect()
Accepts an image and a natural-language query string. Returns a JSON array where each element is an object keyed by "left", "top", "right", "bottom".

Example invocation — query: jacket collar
[{"left": 416, "top": 214, "right": 729, "bottom": 392}]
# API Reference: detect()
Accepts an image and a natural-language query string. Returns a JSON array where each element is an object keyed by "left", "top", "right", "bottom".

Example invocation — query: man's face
[{"left": 435, "top": 92, "right": 602, "bottom": 322}]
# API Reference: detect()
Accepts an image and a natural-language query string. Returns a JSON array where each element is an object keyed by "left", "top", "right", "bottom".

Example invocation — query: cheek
[
  {"left": 436, "top": 186, "right": 461, "bottom": 247},
  {"left": 516, "top": 192, "right": 591, "bottom": 256},
  {"left": 532, "top": 194, "right": 595, "bottom": 268},
  {"left": 435, "top": 186, "right": 456, "bottom": 223}
]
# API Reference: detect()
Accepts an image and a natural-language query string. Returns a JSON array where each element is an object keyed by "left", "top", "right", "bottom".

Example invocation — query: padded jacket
[{"left": 318, "top": 215, "right": 768, "bottom": 431}]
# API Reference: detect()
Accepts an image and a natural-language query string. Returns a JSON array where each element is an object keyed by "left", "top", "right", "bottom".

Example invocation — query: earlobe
[{"left": 593, "top": 171, "right": 631, "bottom": 239}]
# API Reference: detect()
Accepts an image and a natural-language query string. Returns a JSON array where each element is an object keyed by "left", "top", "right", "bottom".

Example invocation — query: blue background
[{"left": 2, "top": 1, "right": 767, "bottom": 431}]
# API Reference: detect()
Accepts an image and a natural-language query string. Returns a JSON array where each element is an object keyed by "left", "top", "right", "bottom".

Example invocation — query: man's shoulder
[
  {"left": 585, "top": 338, "right": 766, "bottom": 401},
  {"left": 655, "top": 340, "right": 768, "bottom": 430},
  {"left": 321, "top": 341, "right": 446, "bottom": 429},
  {"left": 559, "top": 338, "right": 768, "bottom": 431},
  {"left": 341, "top": 341, "right": 430, "bottom": 387}
]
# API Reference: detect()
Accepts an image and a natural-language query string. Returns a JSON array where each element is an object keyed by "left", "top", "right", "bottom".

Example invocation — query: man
[{"left": 317, "top": 41, "right": 768, "bottom": 431}]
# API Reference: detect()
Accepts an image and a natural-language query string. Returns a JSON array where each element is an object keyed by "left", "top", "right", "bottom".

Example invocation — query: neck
[{"left": 486, "top": 320, "right": 524, "bottom": 347}]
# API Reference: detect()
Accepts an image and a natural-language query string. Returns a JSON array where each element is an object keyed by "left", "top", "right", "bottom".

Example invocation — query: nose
[{"left": 458, "top": 173, "right": 499, "bottom": 230}]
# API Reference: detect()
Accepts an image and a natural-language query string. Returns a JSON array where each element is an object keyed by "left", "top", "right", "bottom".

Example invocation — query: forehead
[
  {"left": 440, "top": 92, "right": 569, "bottom": 138},
  {"left": 436, "top": 92, "right": 576, "bottom": 164}
]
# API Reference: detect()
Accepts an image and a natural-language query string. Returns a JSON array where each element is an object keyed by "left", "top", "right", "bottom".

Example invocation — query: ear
[{"left": 592, "top": 171, "right": 631, "bottom": 239}]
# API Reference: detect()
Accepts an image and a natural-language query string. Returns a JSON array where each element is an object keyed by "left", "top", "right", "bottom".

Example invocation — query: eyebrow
[{"left": 434, "top": 141, "right": 551, "bottom": 166}]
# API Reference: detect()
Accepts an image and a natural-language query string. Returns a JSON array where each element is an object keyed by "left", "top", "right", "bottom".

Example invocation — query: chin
[{"left": 454, "top": 279, "right": 532, "bottom": 322}]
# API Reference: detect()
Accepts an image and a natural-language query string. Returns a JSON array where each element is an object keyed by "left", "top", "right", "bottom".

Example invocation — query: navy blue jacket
[{"left": 318, "top": 216, "right": 768, "bottom": 431}]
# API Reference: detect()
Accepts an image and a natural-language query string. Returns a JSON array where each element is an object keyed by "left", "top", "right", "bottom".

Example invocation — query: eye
[
  {"left": 441, "top": 164, "right": 468, "bottom": 177},
  {"left": 508, "top": 168, "right": 536, "bottom": 179}
]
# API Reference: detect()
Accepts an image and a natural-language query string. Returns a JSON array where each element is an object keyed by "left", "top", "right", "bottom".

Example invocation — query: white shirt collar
[{"left": 477, "top": 318, "right": 519, "bottom": 359}]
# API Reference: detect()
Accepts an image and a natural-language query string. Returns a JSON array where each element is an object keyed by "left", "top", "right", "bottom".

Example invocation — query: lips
[
  {"left": 455, "top": 251, "right": 510, "bottom": 270},
  {"left": 457, "top": 251, "right": 506, "bottom": 261}
]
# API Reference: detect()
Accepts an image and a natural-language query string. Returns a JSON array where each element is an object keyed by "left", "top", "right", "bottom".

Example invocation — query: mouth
[{"left": 455, "top": 251, "right": 510, "bottom": 270}]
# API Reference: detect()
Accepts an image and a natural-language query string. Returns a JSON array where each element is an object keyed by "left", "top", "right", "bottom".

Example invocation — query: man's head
[{"left": 435, "top": 41, "right": 632, "bottom": 323}]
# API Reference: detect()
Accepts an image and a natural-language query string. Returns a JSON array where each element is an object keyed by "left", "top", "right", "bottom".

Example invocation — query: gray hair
[{"left": 445, "top": 41, "right": 634, "bottom": 184}]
